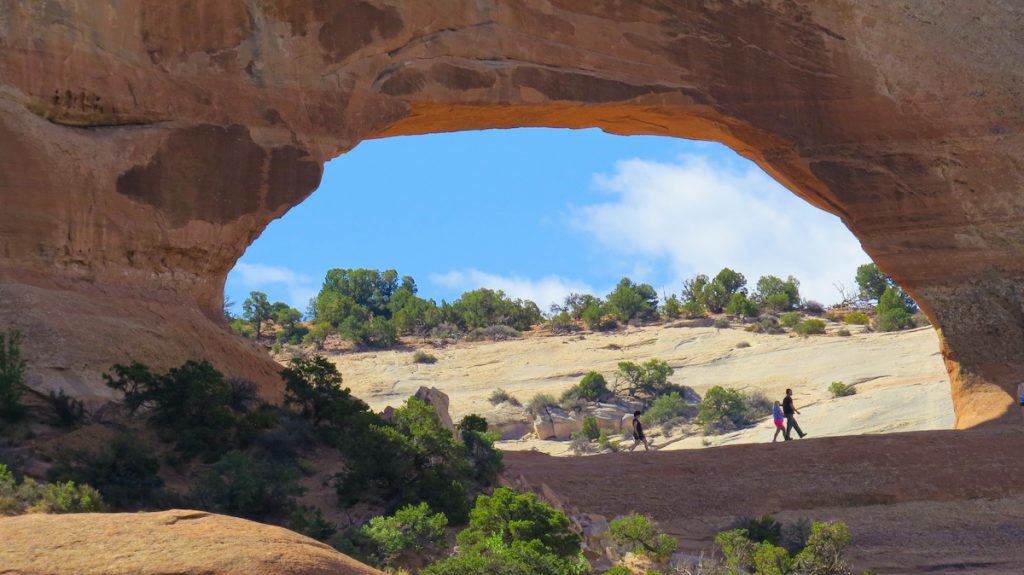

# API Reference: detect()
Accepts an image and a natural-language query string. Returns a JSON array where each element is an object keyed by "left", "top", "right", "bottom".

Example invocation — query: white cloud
[
  {"left": 231, "top": 262, "right": 318, "bottom": 310},
  {"left": 571, "top": 155, "right": 869, "bottom": 304},
  {"left": 431, "top": 269, "right": 595, "bottom": 311}
]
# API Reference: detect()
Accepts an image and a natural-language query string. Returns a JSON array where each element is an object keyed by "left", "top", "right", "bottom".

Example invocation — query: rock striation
[
  {"left": 0, "top": 509, "right": 384, "bottom": 575},
  {"left": 1, "top": 1, "right": 1023, "bottom": 426}
]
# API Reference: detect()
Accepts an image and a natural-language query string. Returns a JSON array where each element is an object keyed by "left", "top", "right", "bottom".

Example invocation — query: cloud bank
[
  {"left": 431, "top": 269, "right": 595, "bottom": 311},
  {"left": 571, "top": 155, "right": 868, "bottom": 304}
]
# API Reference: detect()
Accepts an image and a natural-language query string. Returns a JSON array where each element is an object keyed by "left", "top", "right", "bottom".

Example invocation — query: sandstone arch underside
[{"left": 1, "top": 1, "right": 1022, "bottom": 427}]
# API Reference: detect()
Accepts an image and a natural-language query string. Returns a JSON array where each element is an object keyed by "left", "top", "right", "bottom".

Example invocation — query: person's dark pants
[{"left": 784, "top": 414, "right": 804, "bottom": 440}]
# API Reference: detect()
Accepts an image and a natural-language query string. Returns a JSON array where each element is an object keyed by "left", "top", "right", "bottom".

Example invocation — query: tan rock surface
[
  {"left": 0, "top": 509, "right": 384, "bottom": 575},
  {"left": 327, "top": 323, "right": 954, "bottom": 449},
  {"left": 1, "top": 1, "right": 1023, "bottom": 425}
]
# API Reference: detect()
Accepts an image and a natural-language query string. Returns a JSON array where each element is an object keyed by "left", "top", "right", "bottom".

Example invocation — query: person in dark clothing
[
  {"left": 782, "top": 388, "right": 807, "bottom": 441},
  {"left": 629, "top": 410, "right": 650, "bottom": 451}
]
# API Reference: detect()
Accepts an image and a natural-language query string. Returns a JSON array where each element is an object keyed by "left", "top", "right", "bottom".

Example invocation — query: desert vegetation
[{"left": 228, "top": 262, "right": 927, "bottom": 362}]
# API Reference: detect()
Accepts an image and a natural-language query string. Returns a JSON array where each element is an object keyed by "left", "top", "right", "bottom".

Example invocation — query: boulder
[
  {"left": 485, "top": 402, "right": 532, "bottom": 439},
  {"left": 0, "top": 510, "right": 384, "bottom": 575},
  {"left": 533, "top": 407, "right": 582, "bottom": 440},
  {"left": 414, "top": 386, "right": 457, "bottom": 436}
]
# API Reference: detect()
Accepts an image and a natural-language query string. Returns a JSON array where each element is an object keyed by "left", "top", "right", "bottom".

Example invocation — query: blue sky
[{"left": 226, "top": 128, "right": 869, "bottom": 315}]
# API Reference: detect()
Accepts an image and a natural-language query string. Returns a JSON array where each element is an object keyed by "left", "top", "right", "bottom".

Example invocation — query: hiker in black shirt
[
  {"left": 782, "top": 388, "right": 807, "bottom": 441},
  {"left": 629, "top": 410, "right": 650, "bottom": 451}
]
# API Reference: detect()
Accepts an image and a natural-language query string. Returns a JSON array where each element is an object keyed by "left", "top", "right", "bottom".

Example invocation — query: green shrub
[
  {"left": 613, "top": 359, "right": 674, "bottom": 400},
  {"left": 581, "top": 416, "right": 600, "bottom": 441},
  {"left": 465, "top": 325, "right": 520, "bottom": 341},
  {"left": 549, "top": 311, "right": 578, "bottom": 334},
  {"left": 281, "top": 355, "right": 369, "bottom": 432},
  {"left": 716, "top": 521, "right": 851, "bottom": 575},
  {"left": 606, "top": 277, "right": 659, "bottom": 324},
  {"left": 836, "top": 328, "right": 851, "bottom": 337},
  {"left": 455, "top": 487, "right": 582, "bottom": 560},
  {"left": 843, "top": 312, "right": 870, "bottom": 325},
  {"left": 661, "top": 295, "right": 683, "bottom": 320},
  {"left": 412, "top": 351, "right": 438, "bottom": 364},
  {"left": 828, "top": 381, "right": 856, "bottom": 398},
  {"left": 457, "top": 414, "right": 488, "bottom": 434},
  {"left": 739, "top": 515, "right": 783, "bottom": 546},
  {"left": 49, "top": 433, "right": 164, "bottom": 510},
  {"left": 47, "top": 389, "right": 86, "bottom": 428},
  {"left": 609, "top": 513, "right": 678, "bottom": 562},
  {"left": 641, "top": 392, "right": 692, "bottom": 428},
  {"left": 0, "top": 465, "right": 106, "bottom": 515},
  {"left": 725, "top": 293, "right": 759, "bottom": 318},
  {"left": 912, "top": 311, "right": 931, "bottom": 327},
  {"left": 561, "top": 371, "right": 610, "bottom": 405},
  {"left": 698, "top": 386, "right": 765, "bottom": 434},
  {"left": 603, "top": 567, "right": 633, "bottom": 575},
  {"left": 683, "top": 300, "right": 706, "bottom": 318},
  {"left": 526, "top": 393, "right": 558, "bottom": 416},
  {"left": 104, "top": 360, "right": 237, "bottom": 460},
  {"left": 488, "top": 388, "right": 520, "bottom": 406},
  {"left": 795, "top": 319, "right": 827, "bottom": 336},
  {"left": 793, "top": 522, "right": 852, "bottom": 574},
  {"left": 779, "top": 312, "right": 802, "bottom": 328},
  {"left": 229, "top": 317, "right": 256, "bottom": 339},
  {"left": 288, "top": 505, "right": 337, "bottom": 541},
  {"left": 275, "top": 324, "right": 309, "bottom": 345},
  {"left": 461, "top": 426, "right": 503, "bottom": 486},
  {"left": 876, "top": 308, "right": 912, "bottom": 332},
  {"left": 577, "top": 372, "right": 610, "bottom": 401},
  {"left": 0, "top": 331, "right": 28, "bottom": 422},
  {"left": 359, "top": 502, "right": 449, "bottom": 570},
  {"left": 712, "top": 317, "right": 730, "bottom": 329},
  {"left": 746, "top": 316, "right": 784, "bottom": 335},
  {"left": 569, "top": 431, "right": 593, "bottom": 456},
  {"left": 193, "top": 450, "right": 302, "bottom": 523}
]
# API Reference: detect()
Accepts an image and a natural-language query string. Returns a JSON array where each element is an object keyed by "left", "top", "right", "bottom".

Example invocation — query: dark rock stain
[
  {"left": 511, "top": 67, "right": 672, "bottom": 102},
  {"left": 318, "top": 1, "right": 402, "bottom": 62}
]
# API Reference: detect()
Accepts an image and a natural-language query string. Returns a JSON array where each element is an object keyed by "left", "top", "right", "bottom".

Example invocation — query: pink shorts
[{"left": 774, "top": 419, "right": 785, "bottom": 428}]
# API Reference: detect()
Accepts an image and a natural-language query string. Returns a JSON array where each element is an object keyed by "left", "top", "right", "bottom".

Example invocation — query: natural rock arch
[{"left": 1, "top": 1, "right": 1022, "bottom": 427}]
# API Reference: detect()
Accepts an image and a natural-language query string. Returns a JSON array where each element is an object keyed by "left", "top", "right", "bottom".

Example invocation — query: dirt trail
[{"left": 504, "top": 427, "right": 1024, "bottom": 573}]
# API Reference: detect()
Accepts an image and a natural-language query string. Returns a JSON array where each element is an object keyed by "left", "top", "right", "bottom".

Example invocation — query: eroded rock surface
[
  {"left": 0, "top": 509, "right": 384, "bottom": 575},
  {"left": 1, "top": 1, "right": 1023, "bottom": 425}
]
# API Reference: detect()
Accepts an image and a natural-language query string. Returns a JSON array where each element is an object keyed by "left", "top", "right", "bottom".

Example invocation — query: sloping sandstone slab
[{"left": 0, "top": 509, "right": 384, "bottom": 575}]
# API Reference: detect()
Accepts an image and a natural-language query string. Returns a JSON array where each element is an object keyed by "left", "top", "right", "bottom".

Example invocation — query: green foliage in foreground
[
  {"left": 358, "top": 502, "right": 449, "bottom": 570},
  {"left": 716, "top": 521, "right": 853, "bottom": 575},
  {"left": 609, "top": 512, "right": 679, "bottom": 563},
  {"left": 424, "top": 487, "right": 588, "bottom": 575},
  {"left": 104, "top": 360, "right": 248, "bottom": 460},
  {"left": 0, "top": 331, "right": 28, "bottom": 422},
  {"left": 0, "top": 464, "right": 106, "bottom": 515}
]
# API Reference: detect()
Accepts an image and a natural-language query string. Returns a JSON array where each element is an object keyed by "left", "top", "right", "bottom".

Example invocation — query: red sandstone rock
[
  {"left": 0, "top": 509, "right": 384, "bottom": 575},
  {"left": 1, "top": 1, "right": 1022, "bottom": 426}
]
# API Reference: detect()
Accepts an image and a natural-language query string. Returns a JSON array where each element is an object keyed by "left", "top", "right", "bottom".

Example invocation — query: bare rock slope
[
  {"left": 0, "top": 509, "right": 384, "bottom": 575},
  {"left": 2, "top": 2, "right": 1024, "bottom": 426}
]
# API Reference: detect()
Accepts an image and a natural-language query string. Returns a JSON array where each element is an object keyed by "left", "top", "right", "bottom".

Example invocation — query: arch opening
[{"left": 224, "top": 127, "right": 955, "bottom": 444}]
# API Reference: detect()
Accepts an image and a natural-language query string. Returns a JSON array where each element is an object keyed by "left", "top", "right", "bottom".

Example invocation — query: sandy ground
[{"left": 326, "top": 323, "right": 953, "bottom": 453}]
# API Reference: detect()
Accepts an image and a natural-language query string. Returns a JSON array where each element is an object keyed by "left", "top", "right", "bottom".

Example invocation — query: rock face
[
  {"left": 0, "top": 509, "right": 384, "bottom": 575},
  {"left": 1, "top": 1, "right": 1023, "bottom": 426},
  {"left": 414, "top": 386, "right": 458, "bottom": 435}
]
